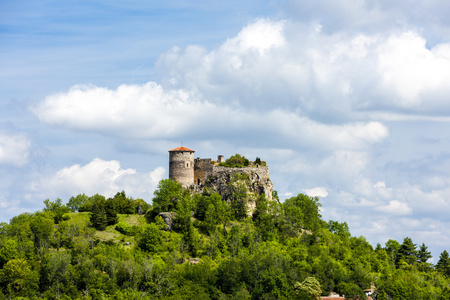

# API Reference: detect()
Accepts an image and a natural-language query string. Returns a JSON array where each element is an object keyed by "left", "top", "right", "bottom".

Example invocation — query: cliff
[{"left": 193, "top": 165, "right": 274, "bottom": 215}]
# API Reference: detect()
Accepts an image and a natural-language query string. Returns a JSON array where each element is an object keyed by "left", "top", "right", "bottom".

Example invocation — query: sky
[{"left": 1, "top": 0, "right": 450, "bottom": 260}]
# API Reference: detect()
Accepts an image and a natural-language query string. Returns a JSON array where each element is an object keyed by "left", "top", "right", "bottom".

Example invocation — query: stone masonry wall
[
  {"left": 169, "top": 151, "right": 194, "bottom": 187},
  {"left": 194, "top": 158, "right": 214, "bottom": 185}
]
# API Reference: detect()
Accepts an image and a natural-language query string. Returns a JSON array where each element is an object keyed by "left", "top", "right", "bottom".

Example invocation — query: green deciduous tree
[
  {"left": 151, "top": 179, "right": 184, "bottom": 214},
  {"left": 67, "top": 193, "right": 89, "bottom": 212},
  {"left": 137, "top": 223, "right": 164, "bottom": 253},
  {"left": 222, "top": 153, "right": 250, "bottom": 167},
  {"left": 0, "top": 238, "right": 19, "bottom": 267},
  {"left": 43, "top": 198, "right": 70, "bottom": 224},
  {"left": 294, "top": 277, "right": 322, "bottom": 300},
  {"left": 283, "top": 194, "right": 322, "bottom": 231}
]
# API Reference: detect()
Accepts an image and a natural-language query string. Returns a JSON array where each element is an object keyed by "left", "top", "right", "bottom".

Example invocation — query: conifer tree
[
  {"left": 417, "top": 243, "right": 432, "bottom": 263},
  {"left": 436, "top": 250, "right": 450, "bottom": 276},
  {"left": 396, "top": 237, "right": 417, "bottom": 266}
]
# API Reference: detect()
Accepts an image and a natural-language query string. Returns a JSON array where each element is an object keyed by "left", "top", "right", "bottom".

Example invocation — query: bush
[{"left": 115, "top": 222, "right": 138, "bottom": 236}]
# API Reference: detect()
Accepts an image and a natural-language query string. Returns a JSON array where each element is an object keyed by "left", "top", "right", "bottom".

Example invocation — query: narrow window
[{"left": 186, "top": 162, "right": 189, "bottom": 168}]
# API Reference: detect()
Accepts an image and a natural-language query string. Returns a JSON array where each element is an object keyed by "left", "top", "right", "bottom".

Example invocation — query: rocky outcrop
[
  {"left": 192, "top": 165, "right": 274, "bottom": 215},
  {"left": 157, "top": 212, "right": 176, "bottom": 231}
]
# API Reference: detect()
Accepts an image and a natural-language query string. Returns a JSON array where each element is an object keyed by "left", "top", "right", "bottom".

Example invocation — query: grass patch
[
  {"left": 118, "top": 214, "right": 147, "bottom": 226},
  {"left": 60, "top": 212, "right": 147, "bottom": 245}
]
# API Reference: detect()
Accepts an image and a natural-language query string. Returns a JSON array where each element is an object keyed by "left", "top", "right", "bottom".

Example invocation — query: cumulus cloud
[
  {"left": 30, "top": 158, "right": 165, "bottom": 201},
  {"left": 303, "top": 186, "right": 328, "bottom": 197},
  {"left": 0, "top": 131, "right": 31, "bottom": 167},
  {"left": 32, "top": 82, "right": 388, "bottom": 151},
  {"left": 376, "top": 200, "right": 412, "bottom": 215}
]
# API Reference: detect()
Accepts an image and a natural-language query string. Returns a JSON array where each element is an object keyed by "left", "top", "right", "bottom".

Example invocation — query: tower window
[{"left": 186, "top": 162, "right": 189, "bottom": 168}]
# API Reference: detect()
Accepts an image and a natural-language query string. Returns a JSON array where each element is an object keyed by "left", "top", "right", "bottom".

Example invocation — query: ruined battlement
[{"left": 169, "top": 147, "right": 274, "bottom": 204}]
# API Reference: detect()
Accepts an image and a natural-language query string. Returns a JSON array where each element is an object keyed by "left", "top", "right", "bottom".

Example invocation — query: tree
[
  {"left": 222, "top": 153, "right": 250, "bottom": 167},
  {"left": 43, "top": 198, "right": 70, "bottom": 224},
  {"left": 0, "top": 238, "right": 19, "bottom": 267},
  {"left": 112, "top": 191, "right": 134, "bottom": 214},
  {"left": 137, "top": 223, "right": 164, "bottom": 253},
  {"left": 152, "top": 179, "right": 184, "bottom": 214},
  {"left": 385, "top": 239, "right": 400, "bottom": 265},
  {"left": 105, "top": 199, "right": 119, "bottom": 226},
  {"left": 67, "top": 194, "right": 89, "bottom": 212},
  {"left": 436, "top": 250, "right": 450, "bottom": 276},
  {"left": 417, "top": 243, "right": 432, "bottom": 263},
  {"left": 417, "top": 243, "right": 432, "bottom": 271},
  {"left": 1, "top": 258, "right": 39, "bottom": 297},
  {"left": 396, "top": 237, "right": 417, "bottom": 266},
  {"left": 327, "top": 220, "right": 351, "bottom": 239},
  {"left": 294, "top": 277, "right": 322, "bottom": 300},
  {"left": 29, "top": 214, "right": 54, "bottom": 250},
  {"left": 283, "top": 194, "right": 322, "bottom": 231},
  {"left": 90, "top": 204, "right": 107, "bottom": 231}
]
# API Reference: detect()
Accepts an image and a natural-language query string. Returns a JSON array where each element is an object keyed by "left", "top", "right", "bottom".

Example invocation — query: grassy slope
[{"left": 61, "top": 212, "right": 147, "bottom": 245}]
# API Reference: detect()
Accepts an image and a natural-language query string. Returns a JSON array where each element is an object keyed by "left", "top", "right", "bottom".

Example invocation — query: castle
[{"left": 168, "top": 146, "right": 274, "bottom": 201}]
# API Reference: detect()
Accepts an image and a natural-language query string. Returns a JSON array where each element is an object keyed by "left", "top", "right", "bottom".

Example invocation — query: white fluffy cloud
[
  {"left": 30, "top": 158, "right": 165, "bottom": 201},
  {"left": 32, "top": 82, "right": 388, "bottom": 151},
  {"left": 303, "top": 186, "right": 328, "bottom": 198},
  {"left": 0, "top": 132, "right": 31, "bottom": 167}
]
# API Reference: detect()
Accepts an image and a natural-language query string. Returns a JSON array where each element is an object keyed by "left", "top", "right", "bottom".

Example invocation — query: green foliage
[
  {"left": 111, "top": 191, "right": 134, "bottom": 214},
  {"left": 436, "top": 250, "right": 450, "bottom": 276},
  {"left": 396, "top": 237, "right": 417, "bottom": 266},
  {"left": 115, "top": 222, "right": 139, "bottom": 236},
  {"left": 221, "top": 153, "right": 250, "bottom": 167},
  {"left": 227, "top": 173, "right": 251, "bottom": 220},
  {"left": 89, "top": 196, "right": 119, "bottom": 231},
  {"left": 0, "top": 183, "right": 448, "bottom": 299},
  {"left": 137, "top": 223, "right": 164, "bottom": 253},
  {"left": 283, "top": 193, "right": 322, "bottom": 231},
  {"left": 43, "top": 198, "right": 70, "bottom": 224},
  {"left": 151, "top": 179, "right": 184, "bottom": 215},
  {"left": 294, "top": 277, "right": 321, "bottom": 300},
  {"left": 67, "top": 194, "right": 89, "bottom": 212}
]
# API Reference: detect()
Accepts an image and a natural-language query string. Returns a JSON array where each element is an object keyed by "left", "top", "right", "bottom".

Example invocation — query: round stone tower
[{"left": 168, "top": 146, "right": 195, "bottom": 187}]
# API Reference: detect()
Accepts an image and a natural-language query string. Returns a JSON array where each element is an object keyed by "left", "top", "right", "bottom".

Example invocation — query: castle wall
[
  {"left": 169, "top": 151, "right": 194, "bottom": 187},
  {"left": 194, "top": 158, "right": 213, "bottom": 185}
]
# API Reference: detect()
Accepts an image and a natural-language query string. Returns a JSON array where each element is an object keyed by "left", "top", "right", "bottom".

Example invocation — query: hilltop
[{"left": 0, "top": 180, "right": 449, "bottom": 299}]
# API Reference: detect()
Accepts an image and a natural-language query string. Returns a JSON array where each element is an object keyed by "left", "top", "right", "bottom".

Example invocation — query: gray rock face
[
  {"left": 157, "top": 212, "right": 176, "bottom": 231},
  {"left": 192, "top": 166, "right": 274, "bottom": 215}
]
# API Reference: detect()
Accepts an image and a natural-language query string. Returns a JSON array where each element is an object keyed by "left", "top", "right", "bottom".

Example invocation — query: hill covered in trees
[{"left": 0, "top": 179, "right": 449, "bottom": 299}]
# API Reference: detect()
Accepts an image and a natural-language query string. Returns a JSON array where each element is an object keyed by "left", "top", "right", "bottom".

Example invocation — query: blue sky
[{"left": 2, "top": 0, "right": 450, "bottom": 260}]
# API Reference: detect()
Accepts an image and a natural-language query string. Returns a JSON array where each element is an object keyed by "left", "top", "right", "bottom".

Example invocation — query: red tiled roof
[{"left": 169, "top": 146, "right": 195, "bottom": 152}]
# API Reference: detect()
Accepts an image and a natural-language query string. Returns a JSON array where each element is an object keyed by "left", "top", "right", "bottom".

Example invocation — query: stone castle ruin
[{"left": 168, "top": 146, "right": 274, "bottom": 202}]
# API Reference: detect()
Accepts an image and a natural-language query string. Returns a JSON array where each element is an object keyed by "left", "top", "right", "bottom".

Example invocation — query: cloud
[
  {"left": 0, "top": 131, "right": 31, "bottom": 167},
  {"left": 303, "top": 186, "right": 328, "bottom": 198},
  {"left": 30, "top": 158, "right": 165, "bottom": 201},
  {"left": 376, "top": 200, "right": 412, "bottom": 215},
  {"left": 32, "top": 82, "right": 388, "bottom": 152}
]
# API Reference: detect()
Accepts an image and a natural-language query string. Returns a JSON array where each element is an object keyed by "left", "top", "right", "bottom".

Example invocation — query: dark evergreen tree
[
  {"left": 90, "top": 205, "right": 107, "bottom": 230},
  {"left": 417, "top": 243, "right": 432, "bottom": 263},
  {"left": 396, "top": 237, "right": 417, "bottom": 266},
  {"left": 105, "top": 199, "right": 119, "bottom": 226},
  {"left": 436, "top": 250, "right": 450, "bottom": 276},
  {"left": 112, "top": 191, "right": 134, "bottom": 214}
]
